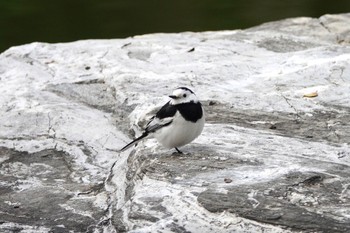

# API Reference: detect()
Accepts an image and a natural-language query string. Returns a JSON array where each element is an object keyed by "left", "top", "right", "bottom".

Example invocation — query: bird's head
[{"left": 169, "top": 87, "right": 198, "bottom": 105}]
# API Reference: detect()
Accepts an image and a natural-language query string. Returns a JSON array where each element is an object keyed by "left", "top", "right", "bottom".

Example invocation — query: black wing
[
  {"left": 155, "top": 101, "right": 177, "bottom": 119},
  {"left": 120, "top": 102, "right": 178, "bottom": 151},
  {"left": 145, "top": 101, "right": 177, "bottom": 133}
]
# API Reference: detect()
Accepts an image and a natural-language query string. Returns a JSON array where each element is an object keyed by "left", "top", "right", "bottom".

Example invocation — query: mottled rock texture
[{"left": 1, "top": 13, "right": 350, "bottom": 233}]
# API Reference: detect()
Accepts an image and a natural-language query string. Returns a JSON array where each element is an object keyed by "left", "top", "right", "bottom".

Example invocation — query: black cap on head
[{"left": 177, "top": 87, "right": 194, "bottom": 94}]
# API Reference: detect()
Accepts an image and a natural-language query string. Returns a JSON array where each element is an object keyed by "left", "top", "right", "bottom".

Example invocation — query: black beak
[{"left": 169, "top": 95, "right": 178, "bottom": 99}]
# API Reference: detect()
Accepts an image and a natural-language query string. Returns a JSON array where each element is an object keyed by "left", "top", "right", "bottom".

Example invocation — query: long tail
[{"left": 119, "top": 132, "right": 149, "bottom": 152}]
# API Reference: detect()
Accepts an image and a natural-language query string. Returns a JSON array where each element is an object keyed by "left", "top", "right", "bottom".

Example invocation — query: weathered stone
[
  {"left": 0, "top": 147, "right": 106, "bottom": 232},
  {"left": 198, "top": 171, "right": 350, "bottom": 232},
  {"left": 1, "top": 13, "right": 350, "bottom": 233}
]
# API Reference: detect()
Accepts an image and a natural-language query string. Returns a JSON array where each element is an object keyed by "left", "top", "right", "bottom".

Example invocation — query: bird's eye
[{"left": 183, "top": 94, "right": 187, "bottom": 98}]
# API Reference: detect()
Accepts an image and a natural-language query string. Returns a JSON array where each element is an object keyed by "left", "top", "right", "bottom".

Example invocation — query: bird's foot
[{"left": 174, "top": 147, "right": 183, "bottom": 155}]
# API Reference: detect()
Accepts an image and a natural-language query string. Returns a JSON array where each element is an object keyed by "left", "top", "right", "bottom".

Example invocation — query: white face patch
[
  {"left": 170, "top": 88, "right": 198, "bottom": 105},
  {"left": 172, "top": 89, "right": 185, "bottom": 97}
]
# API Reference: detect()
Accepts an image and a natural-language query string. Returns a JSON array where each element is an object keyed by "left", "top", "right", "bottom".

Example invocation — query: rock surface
[{"left": 1, "top": 13, "right": 350, "bottom": 232}]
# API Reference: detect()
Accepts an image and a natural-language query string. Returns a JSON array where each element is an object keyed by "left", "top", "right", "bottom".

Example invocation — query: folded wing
[{"left": 146, "top": 101, "right": 177, "bottom": 133}]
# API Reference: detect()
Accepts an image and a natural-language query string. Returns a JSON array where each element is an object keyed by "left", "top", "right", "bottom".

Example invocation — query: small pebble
[
  {"left": 224, "top": 178, "right": 232, "bottom": 183},
  {"left": 269, "top": 124, "right": 277, "bottom": 129},
  {"left": 209, "top": 100, "right": 217, "bottom": 106}
]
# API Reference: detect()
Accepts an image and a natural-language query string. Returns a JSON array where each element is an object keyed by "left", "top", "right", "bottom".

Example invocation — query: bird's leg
[{"left": 175, "top": 147, "right": 183, "bottom": 154}]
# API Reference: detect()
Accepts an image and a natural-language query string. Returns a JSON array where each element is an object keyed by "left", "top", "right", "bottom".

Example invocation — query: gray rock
[
  {"left": 1, "top": 13, "right": 350, "bottom": 232},
  {"left": 0, "top": 147, "right": 105, "bottom": 233}
]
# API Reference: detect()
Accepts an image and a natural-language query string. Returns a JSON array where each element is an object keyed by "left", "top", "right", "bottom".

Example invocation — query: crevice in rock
[
  {"left": 319, "top": 16, "right": 349, "bottom": 44},
  {"left": 278, "top": 92, "right": 301, "bottom": 122}
]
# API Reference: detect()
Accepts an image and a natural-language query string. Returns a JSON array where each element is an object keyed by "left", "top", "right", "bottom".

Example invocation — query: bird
[{"left": 120, "top": 87, "right": 205, "bottom": 153}]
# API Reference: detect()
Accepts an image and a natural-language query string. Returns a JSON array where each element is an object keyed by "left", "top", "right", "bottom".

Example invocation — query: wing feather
[
  {"left": 145, "top": 101, "right": 177, "bottom": 133},
  {"left": 146, "top": 117, "right": 173, "bottom": 132}
]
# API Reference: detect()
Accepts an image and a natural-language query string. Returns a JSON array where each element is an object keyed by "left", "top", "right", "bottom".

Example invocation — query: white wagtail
[{"left": 120, "top": 87, "right": 205, "bottom": 153}]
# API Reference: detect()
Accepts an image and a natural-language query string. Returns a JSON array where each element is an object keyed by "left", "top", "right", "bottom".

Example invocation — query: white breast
[{"left": 153, "top": 111, "right": 205, "bottom": 149}]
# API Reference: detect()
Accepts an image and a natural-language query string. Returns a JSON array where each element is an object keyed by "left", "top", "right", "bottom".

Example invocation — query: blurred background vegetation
[{"left": 1, "top": 0, "right": 350, "bottom": 52}]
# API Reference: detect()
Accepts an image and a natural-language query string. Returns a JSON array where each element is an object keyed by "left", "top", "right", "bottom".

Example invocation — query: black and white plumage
[{"left": 120, "top": 87, "right": 205, "bottom": 153}]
